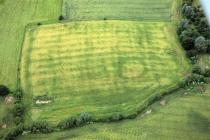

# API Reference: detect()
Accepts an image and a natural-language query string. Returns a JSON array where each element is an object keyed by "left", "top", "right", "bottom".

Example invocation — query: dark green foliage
[
  {"left": 186, "top": 49, "right": 198, "bottom": 57},
  {"left": 192, "top": 65, "right": 203, "bottom": 75},
  {"left": 183, "top": 0, "right": 193, "bottom": 5},
  {"left": 0, "top": 85, "right": 10, "bottom": 96},
  {"left": 194, "top": 36, "right": 208, "bottom": 52},
  {"left": 12, "top": 103, "right": 25, "bottom": 124},
  {"left": 178, "top": 0, "right": 210, "bottom": 59},
  {"left": 58, "top": 113, "right": 92, "bottom": 130},
  {"left": 4, "top": 124, "right": 24, "bottom": 140},
  {"left": 204, "top": 69, "right": 210, "bottom": 77},
  {"left": 58, "top": 15, "right": 64, "bottom": 21},
  {"left": 182, "top": 5, "right": 194, "bottom": 19},
  {"left": 179, "top": 26, "right": 199, "bottom": 50},
  {"left": 197, "top": 18, "right": 210, "bottom": 39},
  {"left": 37, "top": 22, "right": 42, "bottom": 26},
  {"left": 57, "top": 116, "right": 77, "bottom": 130},
  {"left": 13, "top": 89, "right": 23, "bottom": 102},
  {"left": 207, "top": 41, "right": 210, "bottom": 53},
  {"left": 109, "top": 113, "right": 124, "bottom": 121},
  {"left": 27, "top": 121, "right": 53, "bottom": 134},
  {"left": 180, "top": 73, "right": 207, "bottom": 87},
  {"left": 177, "top": 19, "right": 189, "bottom": 35},
  {"left": 78, "top": 112, "right": 92, "bottom": 124}
]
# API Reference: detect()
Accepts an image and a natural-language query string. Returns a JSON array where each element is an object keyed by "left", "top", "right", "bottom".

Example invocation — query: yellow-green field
[{"left": 20, "top": 20, "right": 190, "bottom": 124}]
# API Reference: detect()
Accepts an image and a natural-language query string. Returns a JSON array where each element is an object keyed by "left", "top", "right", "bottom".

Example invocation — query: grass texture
[
  {"left": 62, "top": 0, "right": 173, "bottom": 21},
  {"left": 20, "top": 20, "right": 190, "bottom": 124}
]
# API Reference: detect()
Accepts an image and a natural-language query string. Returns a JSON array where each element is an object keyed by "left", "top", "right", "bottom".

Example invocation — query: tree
[
  {"left": 197, "top": 18, "right": 210, "bottom": 38},
  {"left": 207, "top": 40, "right": 210, "bottom": 53},
  {"left": 182, "top": 5, "right": 195, "bottom": 19},
  {"left": 0, "top": 85, "right": 9, "bottom": 96},
  {"left": 177, "top": 19, "right": 189, "bottom": 35},
  {"left": 183, "top": 0, "right": 193, "bottom": 5},
  {"left": 194, "top": 36, "right": 207, "bottom": 52},
  {"left": 179, "top": 26, "right": 199, "bottom": 50}
]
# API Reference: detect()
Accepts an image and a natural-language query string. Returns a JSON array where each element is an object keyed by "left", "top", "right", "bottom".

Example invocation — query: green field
[
  {"left": 18, "top": 88, "right": 210, "bottom": 140},
  {"left": 62, "top": 0, "right": 174, "bottom": 21},
  {"left": 20, "top": 20, "right": 190, "bottom": 124},
  {"left": 0, "top": 0, "right": 62, "bottom": 90}
]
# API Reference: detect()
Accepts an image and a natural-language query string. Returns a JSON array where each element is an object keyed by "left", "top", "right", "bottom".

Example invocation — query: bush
[
  {"left": 27, "top": 121, "right": 53, "bottom": 134},
  {"left": 13, "top": 89, "right": 23, "bottom": 101},
  {"left": 0, "top": 85, "right": 10, "bottom": 96},
  {"left": 204, "top": 69, "right": 210, "bottom": 77},
  {"left": 57, "top": 116, "right": 77, "bottom": 130},
  {"left": 12, "top": 103, "right": 25, "bottom": 117},
  {"left": 207, "top": 41, "right": 210, "bottom": 53},
  {"left": 179, "top": 26, "right": 199, "bottom": 50},
  {"left": 186, "top": 49, "right": 198, "bottom": 57},
  {"left": 37, "top": 22, "right": 42, "bottom": 26},
  {"left": 194, "top": 36, "right": 208, "bottom": 52},
  {"left": 109, "top": 113, "right": 123, "bottom": 121},
  {"left": 183, "top": 0, "right": 193, "bottom": 5},
  {"left": 58, "top": 15, "right": 64, "bottom": 21},
  {"left": 78, "top": 112, "right": 92, "bottom": 124},
  {"left": 192, "top": 65, "right": 203, "bottom": 75},
  {"left": 181, "top": 73, "right": 207, "bottom": 87},
  {"left": 182, "top": 5, "right": 195, "bottom": 19},
  {"left": 4, "top": 124, "right": 24, "bottom": 140},
  {"left": 177, "top": 19, "right": 189, "bottom": 35}
]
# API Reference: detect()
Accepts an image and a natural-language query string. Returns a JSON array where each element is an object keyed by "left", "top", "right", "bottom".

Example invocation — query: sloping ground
[
  {"left": 63, "top": 0, "right": 173, "bottom": 21},
  {"left": 18, "top": 89, "right": 210, "bottom": 140},
  {"left": 0, "top": 0, "right": 62, "bottom": 89},
  {"left": 20, "top": 20, "right": 190, "bottom": 124}
]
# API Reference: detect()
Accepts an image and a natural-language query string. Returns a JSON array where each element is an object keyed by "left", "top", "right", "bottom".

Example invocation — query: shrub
[
  {"left": 78, "top": 112, "right": 92, "bottom": 125},
  {"left": 179, "top": 26, "right": 199, "bottom": 50},
  {"left": 207, "top": 41, "right": 210, "bottom": 53},
  {"left": 197, "top": 18, "right": 210, "bottom": 39},
  {"left": 57, "top": 116, "right": 77, "bottom": 130},
  {"left": 192, "top": 65, "right": 203, "bottom": 75},
  {"left": 183, "top": 0, "right": 193, "bottom": 5},
  {"left": 194, "top": 36, "right": 208, "bottom": 52},
  {"left": 58, "top": 15, "right": 64, "bottom": 21},
  {"left": 0, "top": 85, "right": 10, "bottom": 96},
  {"left": 177, "top": 19, "right": 189, "bottom": 35},
  {"left": 204, "top": 69, "right": 210, "bottom": 77},
  {"left": 12, "top": 103, "right": 25, "bottom": 117},
  {"left": 186, "top": 49, "right": 198, "bottom": 57},
  {"left": 4, "top": 124, "right": 24, "bottom": 140},
  {"left": 109, "top": 113, "right": 123, "bottom": 121},
  {"left": 13, "top": 89, "right": 23, "bottom": 101},
  {"left": 37, "top": 22, "right": 42, "bottom": 26},
  {"left": 182, "top": 5, "right": 195, "bottom": 19},
  {"left": 27, "top": 121, "right": 53, "bottom": 134},
  {"left": 181, "top": 73, "right": 207, "bottom": 87}
]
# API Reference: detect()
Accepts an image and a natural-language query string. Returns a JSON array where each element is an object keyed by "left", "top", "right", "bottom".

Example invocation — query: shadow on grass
[{"left": 188, "top": 111, "right": 210, "bottom": 133}]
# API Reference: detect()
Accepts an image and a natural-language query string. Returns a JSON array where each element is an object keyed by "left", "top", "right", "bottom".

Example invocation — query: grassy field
[
  {"left": 17, "top": 87, "right": 210, "bottom": 140},
  {"left": 0, "top": 0, "right": 62, "bottom": 90},
  {"left": 62, "top": 0, "right": 174, "bottom": 21},
  {"left": 20, "top": 20, "right": 190, "bottom": 124}
]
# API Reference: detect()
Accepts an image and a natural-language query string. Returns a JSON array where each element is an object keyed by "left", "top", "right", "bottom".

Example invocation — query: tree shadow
[{"left": 188, "top": 110, "right": 210, "bottom": 134}]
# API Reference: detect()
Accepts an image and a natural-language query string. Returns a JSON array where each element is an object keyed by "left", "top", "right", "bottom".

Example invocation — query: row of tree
[{"left": 177, "top": 0, "right": 210, "bottom": 60}]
